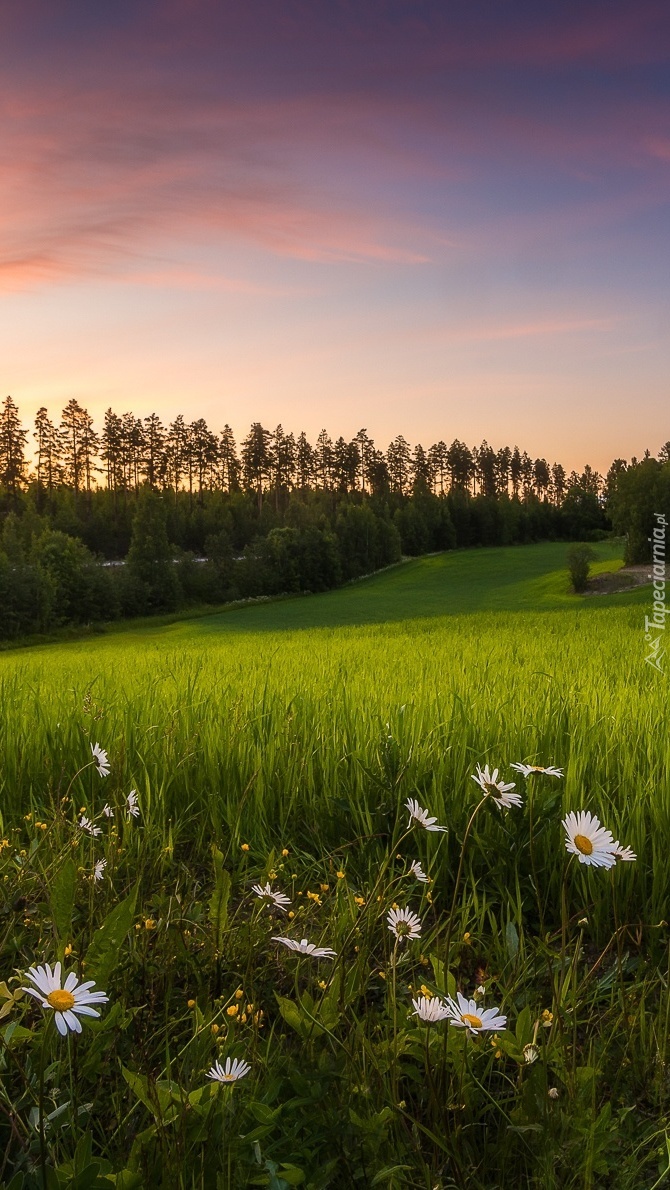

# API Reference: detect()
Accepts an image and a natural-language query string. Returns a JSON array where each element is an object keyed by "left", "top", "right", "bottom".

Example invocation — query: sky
[{"left": 1, "top": 0, "right": 669, "bottom": 473}]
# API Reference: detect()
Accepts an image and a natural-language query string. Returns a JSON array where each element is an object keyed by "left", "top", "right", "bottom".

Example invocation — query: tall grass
[{"left": 0, "top": 601, "right": 668, "bottom": 1187}]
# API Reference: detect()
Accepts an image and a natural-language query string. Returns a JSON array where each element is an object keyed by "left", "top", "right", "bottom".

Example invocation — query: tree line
[
  {"left": 1, "top": 393, "right": 605, "bottom": 504},
  {"left": 0, "top": 394, "right": 666, "bottom": 640}
]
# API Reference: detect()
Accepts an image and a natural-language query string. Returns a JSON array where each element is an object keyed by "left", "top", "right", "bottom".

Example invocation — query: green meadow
[{"left": 0, "top": 541, "right": 667, "bottom": 1189}]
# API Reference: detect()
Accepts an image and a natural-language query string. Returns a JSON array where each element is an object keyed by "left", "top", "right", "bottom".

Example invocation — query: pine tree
[
  {"left": 142, "top": 414, "right": 165, "bottom": 489},
  {"left": 34, "top": 407, "right": 61, "bottom": 490},
  {"left": 0, "top": 396, "right": 28, "bottom": 497},
  {"left": 219, "top": 425, "right": 240, "bottom": 492},
  {"left": 241, "top": 422, "right": 272, "bottom": 510}
]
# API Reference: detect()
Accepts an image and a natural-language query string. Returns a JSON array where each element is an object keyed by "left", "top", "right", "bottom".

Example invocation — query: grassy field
[{"left": 0, "top": 541, "right": 667, "bottom": 1189}]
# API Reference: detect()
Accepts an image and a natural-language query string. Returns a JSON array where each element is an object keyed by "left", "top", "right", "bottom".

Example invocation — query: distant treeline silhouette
[{"left": 0, "top": 394, "right": 667, "bottom": 639}]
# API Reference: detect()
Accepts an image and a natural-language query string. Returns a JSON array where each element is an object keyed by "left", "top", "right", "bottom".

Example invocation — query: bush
[{"left": 567, "top": 543, "right": 596, "bottom": 593}]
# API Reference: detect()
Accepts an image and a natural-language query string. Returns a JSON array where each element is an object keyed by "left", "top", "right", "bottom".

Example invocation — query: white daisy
[
  {"left": 387, "top": 906, "right": 422, "bottom": 942},
  {"left": 79, "top": 816, "right": 102, "bottom": 837},
  {"left": 22, "top": 962, "right": 108, "bottom": 1036},
  {"left": 251, "top": 883, "right": 291, "bottom": 912},
  {"left": 612, "top": 841, "right": 637, "bottom": 863},
  {"left": 102, "top": 804, "right": 114, "bottom": 818},
  {"left": 445, "top": 991, "right": 507, "bottom": 1035},
  {"left": 471, "top": 764, "right": 522, "bottom": 810},
  {"left": 93, "top": 859, "right": 107, "bottom": 882},
  {"left": 405, "top": 798, "right": 447, "bottom": 833},
  {"left": 562, "top": 811, "right": 616, "bottom": 869},
  {"left": 407, "top": 860, "right": 430, "bottom": 883},
  {"left": 90, "top": 743, "right": 110, "bottom": 778},
  {"left": 207, "top": 1057, "right": 250, "bottom": 1084},
  {"left": 271, "top": 936, "right": 337, "bottom": 959},
  {"left": 126, "top": 790, "right": 140, "bottom": 819},
  {"left": 411, "top": 995, "right": 449, "bottom": 1023},
  {"left": 511, "top": 763, "right": 563, "bottom": 779}
]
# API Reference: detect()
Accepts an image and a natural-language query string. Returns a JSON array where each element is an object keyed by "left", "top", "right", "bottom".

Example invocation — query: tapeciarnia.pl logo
[{"left": 644, "top": 512, "right": 667, "bottom": 673}]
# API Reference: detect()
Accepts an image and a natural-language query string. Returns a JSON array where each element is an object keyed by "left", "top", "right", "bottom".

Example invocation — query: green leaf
[
  {"left": 371, "top": 1167, "right": 412, "bottom": 1186},
  {"left": 208, "top": 846, "right": 231, "bottom": 952},
  {"left": 274, "top": 992, "right": 316, "bottom": 1039},
  {"left": 51, "top": 859, "right": 77, "bottom": 944},
  {"left": 515, "top": 1006, "right": 533, "bottom": 1048},
  {"left": 505, "top": 920, "right": 519, "bottom": 961},
  {"left": 121, "top": 1066, "right": 180, "bottom": 1121},
  {"left": 84, "top": 888, "right": 137, "bottom": 987},
  {"left": 430, "top": 954, "right": 456, "bottom": 998}
]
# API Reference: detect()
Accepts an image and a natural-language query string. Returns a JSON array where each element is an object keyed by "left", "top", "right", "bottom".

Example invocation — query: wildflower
[
  {"left": 320, "top": 883, "right": 329, "bottom": 893},
  {"left": 234, "top": 989, "right": 243, "bottom": 999},
  {"left": 523, "top": 1043, "right": 539, "bottom": 1065},
  {"left": 208, "top": 1057, "right": 250, "bottom": 1083},
  {"left": 471, "top": 765, "right": 522, "bottom": 810},
  {"left": 562, "top": 811, "right": 616, "bottom": 869},
  {"left": 548, "top": 1087, "right": 559, "bottom": 1099},
  {"left": 251, "top": 883, "right": 291, "bottom": 912},
  {"left": 387, "top": 906, "right": 422, "bottom": 943},
  {"left": 411, "top": 995, "right": 449, "bottom": 1023},
  {"left": 79, "top": 816, "right": 102, "bottom": 838},
  {"left": 211, "top": 1023, "right": 220, "bottom": 1035},
  {"left": 541, "top": 1009, "right": 553, "bottom": 1026},
  {"left": 281, "top": 848, "right": 289, "bottom": 857},
  {"left": 405, "top": 798, "right": 447, "bottom": 833},
  {"left": 126, "top": 790, "right": 140, "bottom": 819},
  {"left": 102, "top": 804, "right": 114, "bottom": 818},
  {"left": 22, "top": 963, "right": 108, "bottom": 1036},
  {"left": 511, "top": 763, "right": 563, "bottom": 779},
  {"left": 612, "top": 841, "right": 637, "bottom": 863},
  {"left": 93, "top": 859, "right": 106, "bottom": 883},
  {"left": 187, "top": 999, "right": 196, "bottom": 1008},
  {"left": 306, "top": 891, "right": 322, "bottom": 906},
  {"left": 445, "top": 991, "right": 507, "bottom": 1035},
  {"left": 227, "top": 1005, "right": 239, "bottom": 1017},
  {"left": 240, "top": 843, "right": 250, "bottom": 852},
  {"left": 271, "top": 936, "right": 337, "bottom": 959},
  {"left": 64, "top": 944, "right": 73, "bottom": 957},
  {"left": 407, "top": 859, "right": 430, "bottom": 883},
  {"left": 336, "top": 871, "right": 345, "bottom": 879},
  {"left": 90, "top": 743, "right": 110, "bottom": 778},
  {"left": 419, "top": 984, "right": 433, "bottom": 998},
  {"left": 287, "top": 910, "right": 295, "bottom": 918},
  {"left": 462, "top": 932, "right": 471, "bottom": 944},
  {"left": 317, "top": 980, "right": 327, "bottom": 989},
  {"left": 354, "top": 896, "right": 365, "bottom": 906}
]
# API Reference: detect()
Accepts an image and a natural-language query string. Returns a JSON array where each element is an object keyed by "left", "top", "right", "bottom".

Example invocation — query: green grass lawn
[{"left": 0, "top": 540, "right": 666, "bottom": 1188}]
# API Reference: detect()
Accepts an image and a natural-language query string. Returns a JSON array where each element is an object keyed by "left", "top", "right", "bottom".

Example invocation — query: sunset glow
[{"left": 2, "top": 0, "right": 669, "bottom": 469}]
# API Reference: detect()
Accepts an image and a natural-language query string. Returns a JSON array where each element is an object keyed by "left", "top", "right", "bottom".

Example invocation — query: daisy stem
[
  {"left": 443, "top": 798, "right": 486, "bottom": 973},
  {"left": 38, "top": 1023, "right": 49, "bottom": 1189},
  {"left": 390, "top": 941, "right": 399, "bottom": 1107},
  {"left": 62, "top": 761, "right": 96, "bottom": 810}
]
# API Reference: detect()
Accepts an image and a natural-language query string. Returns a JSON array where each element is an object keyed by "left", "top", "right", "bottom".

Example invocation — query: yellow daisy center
[
  {"left": 461, "top": 1012, "right": 483, "bottom": 1029},
  {"left": 47, "top": 989, "right": 76, "bottom": 1012},
  {"left": 573, "top": 834, "right": 593, "bottom": 856},
  {"left": 529, "top": 766, "right": 544, "bottom": 773}
]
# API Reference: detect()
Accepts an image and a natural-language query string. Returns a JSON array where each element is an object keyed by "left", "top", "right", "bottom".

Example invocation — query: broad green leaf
[
  {"left": 208, "top": 846, "right": 231, "bottom": 952},
  {"left": 50, "top": 859, "right": 77, "bottom": 944},
  {"left": 84, "top": 888, "right": 137, "bottom": 987},
  {"left": 121, "top": 1066, "right": 180, "bottom": 1120},
  {"left": 505, "top": 920, "right": 519, "bottom": 961},
  {"left": 515, "top": 1006, "right": 533, "bottom": 1048}
]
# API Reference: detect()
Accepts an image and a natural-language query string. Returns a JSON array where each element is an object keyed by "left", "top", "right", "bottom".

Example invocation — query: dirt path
[{"left": 585, "top": 564, "right": 655, "bottom": 596}]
